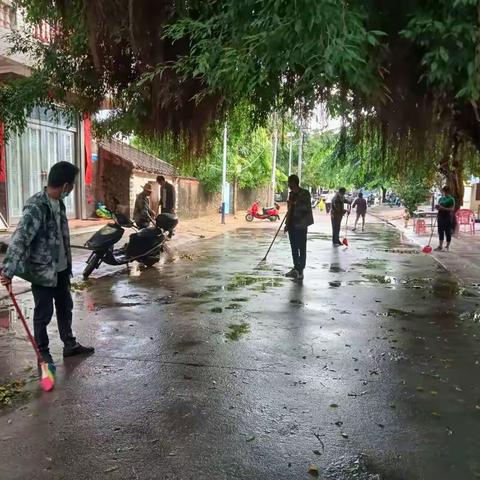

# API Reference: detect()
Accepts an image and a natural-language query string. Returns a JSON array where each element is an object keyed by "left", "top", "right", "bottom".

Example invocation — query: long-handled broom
[
  {"left": 260, "top": 214, "right": 287, "bottom": 262},
  {"left": 422, "top": 218, "right": 437, "bottom": 254},
  {"left": 6, "top": 285, "right": 55, "bottom": 391},
  {"left": 342, "top": 213, "right": 350, "bottom": 247}
]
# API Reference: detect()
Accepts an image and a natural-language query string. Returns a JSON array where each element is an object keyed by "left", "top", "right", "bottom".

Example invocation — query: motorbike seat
[{"left": 262, "top": 206, "right": 275, "bottom": 213}]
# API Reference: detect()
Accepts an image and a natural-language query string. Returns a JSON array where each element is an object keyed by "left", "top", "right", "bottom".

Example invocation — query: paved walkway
[{"left": 369, "top": 206, "right": 480, "bottom": 283}]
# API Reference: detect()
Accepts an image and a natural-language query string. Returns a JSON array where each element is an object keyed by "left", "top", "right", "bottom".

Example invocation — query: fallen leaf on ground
[
  {"left": 308, "top": 464, "right": 319, "bottom": 476},
  {"left": 104, "top": 467, "right": 119, "bottom": 473}
]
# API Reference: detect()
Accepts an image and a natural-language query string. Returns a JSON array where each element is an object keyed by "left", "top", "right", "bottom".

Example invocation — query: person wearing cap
[{"left": 133, "top": 183, "right": 154, "bottom": 228}]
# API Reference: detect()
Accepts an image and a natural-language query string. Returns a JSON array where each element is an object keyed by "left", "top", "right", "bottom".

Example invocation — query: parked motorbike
[
  {"left": 245, "top": 201, "right": 280, "bottom": 222},
  {"left": 82, "top": 211, "right": 178, "bottom": 280}
]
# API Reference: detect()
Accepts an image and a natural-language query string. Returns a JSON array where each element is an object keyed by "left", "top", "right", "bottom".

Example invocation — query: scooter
[
  {"left": 82, "top": 210, "right": 178, "bottom": 280},
  {"left": 245, "top": 201, "right": 280, "bottom": 222}
]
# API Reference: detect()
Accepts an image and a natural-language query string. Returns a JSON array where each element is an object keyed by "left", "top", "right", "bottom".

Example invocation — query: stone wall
[{"left": 175, "top": 177, "right": 269, "bottom": 219}]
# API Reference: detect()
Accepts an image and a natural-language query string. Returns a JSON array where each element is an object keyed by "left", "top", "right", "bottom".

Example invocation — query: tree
[
  {"left": 132, "top": 105, "right": 275, "bottom": 194},
  {"left": 1, "top": 0, "right": 480, "bottom": 203}
]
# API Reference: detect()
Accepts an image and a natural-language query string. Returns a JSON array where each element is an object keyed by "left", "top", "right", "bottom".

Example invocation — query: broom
[
  {"left": 422, "top": 218, "right": 437, "bottom": 254},
  {"left": 342, "top": 212, "right": 350, "bottom": 247},
  {"left": 6, "top": 285, "right": 55, "bottom": 392},
  {"left": 260, "top": 214, "right": 287, "bottom": 262}
]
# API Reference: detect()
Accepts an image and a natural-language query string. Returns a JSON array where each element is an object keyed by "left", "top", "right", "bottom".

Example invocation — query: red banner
[
  {"left": 0, "top": 123, "right": 5, "bottom": 182},
  {"left": 83, "top": 113, "right": 92, "bottom": 185}
]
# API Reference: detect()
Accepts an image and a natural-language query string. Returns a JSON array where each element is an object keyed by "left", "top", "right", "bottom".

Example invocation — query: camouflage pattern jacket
[{"left": 2, "top": 190, "right": 72, "bottom": 287}]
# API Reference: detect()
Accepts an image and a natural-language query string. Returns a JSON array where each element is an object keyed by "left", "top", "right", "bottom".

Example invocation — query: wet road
[{"left": 1, "top": 218, "right": 480, "bottom": 479}]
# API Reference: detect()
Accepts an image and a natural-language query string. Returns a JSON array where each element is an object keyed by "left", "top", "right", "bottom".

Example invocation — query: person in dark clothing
[
  {"left": 352, "top": 192, "right": 367, "bottom": 231},
  {"left": 435, "top": 185, "right": 455, "bottom": 251},
  {"left": 1, "top": 162, "right": 94, "bottom": 366},
  {"left": 284, "top": 175, "right": 314, "bottom": 280},
  {"left": 156, "top": 176, "right": 176, "bottom": 214},
  {"left": 331, "top": 187, "right": 350, "bottom": 246}
]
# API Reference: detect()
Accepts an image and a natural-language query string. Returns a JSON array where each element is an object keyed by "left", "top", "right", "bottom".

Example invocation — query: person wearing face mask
[{"left": 0, "top": 162, "right": 94, "bottom": 367}]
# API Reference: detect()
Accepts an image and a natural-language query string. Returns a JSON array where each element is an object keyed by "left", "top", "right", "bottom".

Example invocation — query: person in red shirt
[{"left": 352, "top": 192, "right": 367, "bottom": 231}]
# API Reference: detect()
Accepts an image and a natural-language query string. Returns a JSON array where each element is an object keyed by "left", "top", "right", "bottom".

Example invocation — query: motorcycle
[
  {"left": 82, "top": 210, "right": 178, "bottom": 280},
  {"left": 245, "top": 201, "right": 280, "bottom": 222}
]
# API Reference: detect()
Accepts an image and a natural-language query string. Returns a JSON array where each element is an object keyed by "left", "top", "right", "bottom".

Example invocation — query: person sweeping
[
  {"left": 331, "top": 188, "right": 350, "bottom": 246},
  {"left": 0, "top": 162, "right": 94, "bottom": 369},
  {"left": 434, "top": 185, "right": 455, "bottom": 252},
  {"left": 284, "top": 175, "right": 314, "bottom": 280}
]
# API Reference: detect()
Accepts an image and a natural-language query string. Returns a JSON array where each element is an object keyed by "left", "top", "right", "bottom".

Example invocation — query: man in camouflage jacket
[{"left": 1, "top": 162, "right": 94, "bottom": 365}]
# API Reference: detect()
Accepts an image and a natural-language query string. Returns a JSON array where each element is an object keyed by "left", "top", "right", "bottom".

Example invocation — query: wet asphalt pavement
[{"left": 1, "top": 217, "right": 480, "bottom": 480}]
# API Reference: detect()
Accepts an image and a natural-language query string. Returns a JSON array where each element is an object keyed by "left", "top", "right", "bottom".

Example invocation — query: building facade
[{"left": 0, "top": 1, "right": 91, "bottom": 226}]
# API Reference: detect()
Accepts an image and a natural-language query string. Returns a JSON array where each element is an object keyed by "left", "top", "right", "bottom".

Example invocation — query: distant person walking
[
  {"left": 435, "top": 185, "right": 455, "bottom": 251},
  {"left": 352, "top": 192, "right": 367, "bottom": 231},
  {"left": 156, "top": 176, "right": 176, "bottom": 214},
  {"left": 325, "top": 192, "right": 334, "bottom": 214},
  {"left": 284, "top": 175, "right": 314, "bottom": 280},
  {"left": 331, "top": 188, "right": 350, "bottom": 246}
]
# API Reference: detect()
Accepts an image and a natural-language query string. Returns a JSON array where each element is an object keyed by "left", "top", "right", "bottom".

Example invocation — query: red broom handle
[{"left": 6, "top": 285, "right": 43, "bottom": 362}]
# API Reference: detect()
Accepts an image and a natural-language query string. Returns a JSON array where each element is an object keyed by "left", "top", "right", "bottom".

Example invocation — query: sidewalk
[{"left": 370, "top": 205, "right": 480, "bottom": 283}]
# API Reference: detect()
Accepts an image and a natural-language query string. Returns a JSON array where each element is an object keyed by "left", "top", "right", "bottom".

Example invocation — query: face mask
[{"left": 60, "top": 185, "right": 72, "bottom": 200}]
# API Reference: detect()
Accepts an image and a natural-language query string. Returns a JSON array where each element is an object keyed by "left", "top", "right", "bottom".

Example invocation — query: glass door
[{"left": 6, "top": 117, "right": 78, "bottom": 222}]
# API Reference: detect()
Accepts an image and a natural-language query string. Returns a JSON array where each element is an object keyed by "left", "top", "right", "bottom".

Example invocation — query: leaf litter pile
[{"left": 0, "top": 379, "right": 27, "bottom": 406}]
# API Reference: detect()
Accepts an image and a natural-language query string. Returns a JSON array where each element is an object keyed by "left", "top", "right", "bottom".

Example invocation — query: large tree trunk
[
  {"left": 439, "top": 132, "right": 464, "bottom": 208},
  {"left": 439, "top": 132, "right": 464, "bottom": 236}
]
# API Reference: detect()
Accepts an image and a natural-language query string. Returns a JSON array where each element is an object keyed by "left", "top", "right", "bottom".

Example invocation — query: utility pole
[
  {"left": 271, "top": 120, "right": 278, "bottom": 205},
  {"left": 298, "top": 128, "right": 304, "bottom": 184},
  {"left": 288, "top": 138, "right": 293, "bottom": 177},
  {"left": 221, "top": 123, "right": 227, "bottom": 224}
]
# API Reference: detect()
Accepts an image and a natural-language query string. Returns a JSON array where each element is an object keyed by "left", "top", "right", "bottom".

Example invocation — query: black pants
[
  {"left": 288, "top": 227, "right": 308, "bottom": 272},
  {"left": 331, "top": 214, "right": 343, "bottom": 244},
  {"left": 438, "top": 215, "right": 452, "bottom": 243},
  {"left": 161, "top": 207, "right": 174, "bottom": 214},
  {"left": 32, "top": 269, "right": 75, "bottom": 355}
]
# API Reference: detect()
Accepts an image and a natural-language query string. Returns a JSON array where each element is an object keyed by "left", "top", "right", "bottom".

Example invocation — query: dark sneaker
[
  {"left": 63, "top": 342, "right": 95, "bottom": 358},
  {"left": 285, "top": 268, "right": 299, "bottom": 279}
]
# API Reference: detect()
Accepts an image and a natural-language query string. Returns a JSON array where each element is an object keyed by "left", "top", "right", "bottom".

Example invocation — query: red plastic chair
[
  {"left": 414, "top": 219, "right": 427, "bottom": 235},
  {"left": 455, "top": 209, "right": 475, "bottom": 234}
]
